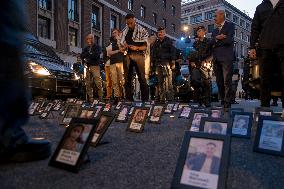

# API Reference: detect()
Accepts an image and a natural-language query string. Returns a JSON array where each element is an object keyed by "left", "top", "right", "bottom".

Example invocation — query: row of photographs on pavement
[
  {"left": 172, "top": 106, "right": 284, "bottom": 189},
  {"left": 29, "top": 98, "right": 284, "bottom": 189}
]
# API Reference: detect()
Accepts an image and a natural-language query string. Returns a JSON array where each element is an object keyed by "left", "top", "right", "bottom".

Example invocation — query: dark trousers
[
  {"left": 124, "top": 53, "right": 149, "bottom": 101},
  {"left": 213, "top": 59, "right": 233, "bottom": 104},
  {"left": 0, "top": 54, "right": 29, "bottom": 152},
  {"left": 258, "top": 48, "right": 284, "bottom": 108}
]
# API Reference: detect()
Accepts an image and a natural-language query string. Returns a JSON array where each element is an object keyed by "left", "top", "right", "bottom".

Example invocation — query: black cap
[
  {"left": 196, "top": 26, "right": 206, "bottom": 31},
  {"left": 157, "top": 26, "right": 165, "bottom": 31}
]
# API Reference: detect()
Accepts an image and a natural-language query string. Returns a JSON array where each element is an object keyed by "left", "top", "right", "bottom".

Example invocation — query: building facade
[
  {"left": 181, "top": 0, "right": 252, "bottom": 62},
  {"left": 26, "top": 0, "right": 181, "bottom": 65}
]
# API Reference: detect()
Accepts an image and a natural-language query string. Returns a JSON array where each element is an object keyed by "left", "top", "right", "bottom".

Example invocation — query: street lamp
[{"left": 183, "top": 25, "right": 189, "bottom": 32}]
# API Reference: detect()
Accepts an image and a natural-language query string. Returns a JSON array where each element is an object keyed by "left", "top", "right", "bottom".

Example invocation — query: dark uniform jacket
[
  {"left": 81, "top": 44, "right": 102, "bottom": 67},
  {"left": 151, "top": 36, "right": 176, "bottom": 65},
  {"left": 250, "top": 0, "right": 284, "bottom": 49},
  {"left": 189, "top": 37, "right": 212, "bottom": 64}
]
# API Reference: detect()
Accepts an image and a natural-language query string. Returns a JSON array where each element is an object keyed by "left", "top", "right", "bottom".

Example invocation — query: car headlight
[
  {"left": 74, "top": 73, "right": 80, "bottom": 80},
  {"left": 29, "top": 61, "right": 51, "bottom": 76}
]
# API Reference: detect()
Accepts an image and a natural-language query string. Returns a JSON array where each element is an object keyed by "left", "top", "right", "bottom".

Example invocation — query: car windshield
[{"left": 23, "top": 40, "right": 63, "bottom": 64}]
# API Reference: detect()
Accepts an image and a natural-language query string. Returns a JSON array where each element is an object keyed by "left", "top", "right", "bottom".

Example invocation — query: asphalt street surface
[{"left": 0, "top": 99, "right": 283, "bottom": 189}]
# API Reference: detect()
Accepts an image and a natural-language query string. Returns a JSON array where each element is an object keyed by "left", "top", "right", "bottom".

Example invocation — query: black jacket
[
  {"left": 188, "top": 37, "right": 212, "bottom": 63},
  {"left": 151, "top": 37, "right": 176, "bottom": 65},
  {"left": 251, "top": 0, "right": 284, "bottom": 49},
  {"left": 81, "top": 44, "right": 102, "bottom": 67}
]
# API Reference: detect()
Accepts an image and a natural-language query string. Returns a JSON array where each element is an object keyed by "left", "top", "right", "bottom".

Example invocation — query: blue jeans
[{"left": 0, "top": 55, "right": 29, "bottom": 152}]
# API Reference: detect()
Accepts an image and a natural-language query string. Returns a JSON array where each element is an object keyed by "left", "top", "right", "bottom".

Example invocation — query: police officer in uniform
[
  {"left": 151, "top": 27, "right": 176, "bottom": 103},
  {"left": 188, "top": 26, "right": 212, "bottom": 107}
]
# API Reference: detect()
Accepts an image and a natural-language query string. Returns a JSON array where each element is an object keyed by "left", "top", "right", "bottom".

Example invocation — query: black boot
[{"left": 0, "top": 138, "right": 51, "bottom": 163}]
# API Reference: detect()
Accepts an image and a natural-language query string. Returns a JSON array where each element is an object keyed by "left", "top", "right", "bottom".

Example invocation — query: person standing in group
[
  {"left": 107, "top": 28, "right": 125, "bottom": 103},
  {"left": 249, "top": 0, "right": 284, "bottom": 117},
  {"left": 120, "top": 14, "right": 149, "bottom": 101},
  {"left": 81, "top": 34, "right": 103, "bottom": 102},
  {"left": 151, "top": 27, "right": 176, "bottom": 103},
  {"left": 188, "top": 26, "right": 212, "bottom": 107},
  {"left": 211, "top": 9, "right": 235, "bottom": 111}
]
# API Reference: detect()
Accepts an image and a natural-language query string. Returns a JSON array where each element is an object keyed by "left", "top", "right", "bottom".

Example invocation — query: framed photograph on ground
[
  {"left": 49, "top": 118, "right": 98, "bottom": 173},
  {"left": 93, "top": 105, "right": 104, "bottom": 119},
  {"left": 229, "top": 108, "right": 244, "bottom": 117},
  {"left": 91, "top": 112, "right": 114, "bottom": 147},
  {"left": 115, "top": 101, "right": 123, "bottom": 110},
  {"left": 28, "top": 101, "right": 40, "bottom": 116},
  {"left": 115, "top": 105, "right": 131, "bottom": 123},
  {"left": 103, "top": 103, "right": 112, "bottom": 112},
  {"left": 231, "top": 112, "right": 253, "bottom": 138},
  {"left": 144, "top": 104, "right": 153, "bottom": 117},
  {"left": 211, "top": 109, "right": 223, "bottom": 118},
  {"left": 200, "top": 118, "right": 231, "bottom": 135},
  {"left": 79, "top": 108, "right": 95, "bottom": 119},
  {"left": 61, "top": 104, "right": 81, "bottom": 125},
  {"left": 53, "top": 100, "right": 64, "bottom": 111},
  {"left": 253, "top": 116, "right": 284, "bottom": 156},
  {"left": 91, "top": 99, "right": 100, "bottom": 107},
  {"left": 255, "top": 107, "right": 273, "bottom": 122},
  {"left": 178, "top": 104, "right": 189, "bottom": 111},
  {"left": 127, "top": 108, "right": 149, "bottom": 133},
  {"left": 149, "top": 105, "right": 164, "bottom": 124},
  {"left": 189, "top": 110, "right": 211, "bottom": 132},
  {"left": 40, "top": 102, "right": 54, "bottom": 119},
  {"left": 171, "top": 131, "right": 230, "bottom": 189},
  {"left": 173, "top": 103, "right": 180, "bottom": 112},
  {"left": 179, "top": 107, "right": 192, "bottom": 119},
  {"left": 164, "top": 103, "right": 175, "bottom": 114}
]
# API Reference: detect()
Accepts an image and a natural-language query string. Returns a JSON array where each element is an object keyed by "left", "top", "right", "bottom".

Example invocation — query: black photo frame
[
  {"left": 49, "top": 118, "right": 98, "bottom": 173},
  {"left": 253, "top": 116, "right": 284, "bottom": 156},
  {"left": 254, "top": 107, "right": 273, "bottom": 122},
  {"left": 61, "top": 104, "right": 81, "bottom": 125},
  {"left": 231, "top": 112, "right": 253, "bottom": 138},
  {"left": 179, "top": 106, "right": 192, "bottom": 119},
  {"left": 229, "top": 108, "right": 244, "bottom": 117},
  {"left": 28, "top": 101, "right": 40, "bottom": 116},
  {"left": 171, "top": 131, "right": 231, "bottom": 189},
  {"left": 144, "top": 104, "right": 153, "bottom": 117},
  {"left": 148, "top": 105, "right": 164, "bottom": 124},
  {"left": 127, "top": 107, "right": 149, "bottom": 133},
  {"left": 115, "top": 105, "right": 131, "bottom": 123},
  {"left": 103, "top": 102, "right": 112, "bottom": 112},
  {"left": 40, "top": 102, "right": 54, "bottom": 119},
  {"left": 93, "top": 105, "right": 104, "bottom": 119},
  {"left": 91, "top": 112, "right": 114, "bottom": 147},
  {"left": 164, "top": 103, "right": 175, "bottom": 114},
  {"left": 200, "top": 117, "right": 232, "bottom": 135},
  {"left": 210, "top": 108, "right": 224, "bottom": 118},
  {"left": 173, "top": 103, "right": 180, "bottom": 112},
  {"left": 189, "top": 110, "right": 211, "bottom": 132}
]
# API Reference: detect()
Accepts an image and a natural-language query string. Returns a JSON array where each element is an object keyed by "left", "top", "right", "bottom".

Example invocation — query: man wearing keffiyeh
[{"left": 120, "top": 14, "right": 149, "bottom": 101}]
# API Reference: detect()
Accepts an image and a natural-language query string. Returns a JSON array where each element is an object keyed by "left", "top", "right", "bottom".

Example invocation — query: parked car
[{"left": 23, "top": 33, "right": 84, "bottom": 98}]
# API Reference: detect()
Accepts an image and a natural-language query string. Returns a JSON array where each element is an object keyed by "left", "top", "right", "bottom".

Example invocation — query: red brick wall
[
  {"left": 54, "top": 0, "right": 68, "bottom": 52},
  {"left": 26, "top": 0, "right": 37, "bottom": 35}
]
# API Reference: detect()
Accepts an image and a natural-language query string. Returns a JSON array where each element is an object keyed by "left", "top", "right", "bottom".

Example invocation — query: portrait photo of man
[
  {"left": 232, "top": 115, "right": 250, "bottom": 135},
  {"left": 191, "top": 113, "right": 209, "bottom": 131},
  {"left": 204, "top": 122, "right": 227, "bottom": 135},
  {"left": 186, "top": 142, "right": 220, "bottom": 174}
]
